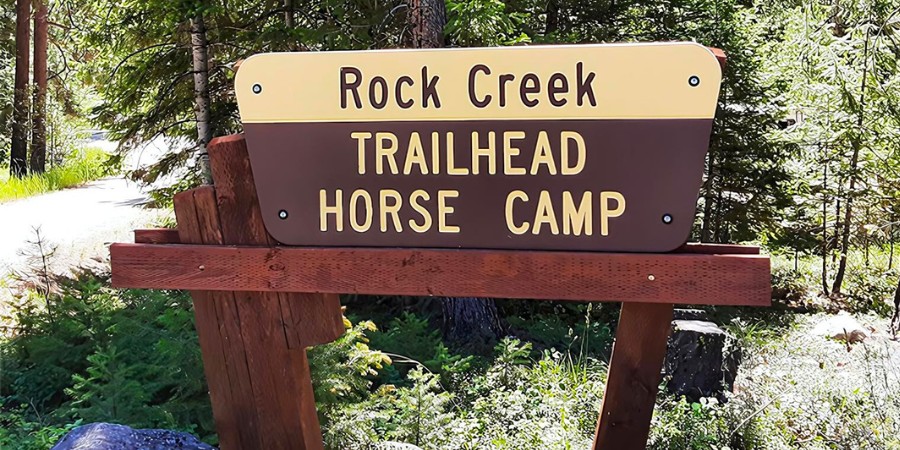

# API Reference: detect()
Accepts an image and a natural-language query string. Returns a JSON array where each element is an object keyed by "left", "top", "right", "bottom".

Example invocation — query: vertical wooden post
[
  {"left": 593, "top": 302, "right": 674, "bottom": 450},
  {"left": 173, "top": 135, "right": 344, "bottom": 450}
]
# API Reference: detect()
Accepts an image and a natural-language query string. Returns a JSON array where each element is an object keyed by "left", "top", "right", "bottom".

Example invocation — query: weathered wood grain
[
  {"left": 593, "top": 302, "right": 674, "bottom": 449},
  {"left": 208, "top": 134, "right": 344, "bottom": 350},
  {"left": 134, "top": 228, "right": 180, "bottom": 244},
  {"left": 205, "top": 135, "right": 335, "bottom": 449},
  {"left": 173, "top": 187, "right": 258, "bottom": 450},
  {"left": 129, "top": 228, "right": 762, "bottom": 257},
  {"left": 110, "top": 244, "right": 771, "bottom": 306}
]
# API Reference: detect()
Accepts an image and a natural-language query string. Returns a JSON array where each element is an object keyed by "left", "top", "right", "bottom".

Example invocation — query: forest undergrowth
[{"left": 1, "top": 252, "right": 898, "bottom": 450}]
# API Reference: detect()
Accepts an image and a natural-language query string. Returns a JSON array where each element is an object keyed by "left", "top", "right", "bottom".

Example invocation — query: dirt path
[{"left": 0, "top": 176, "right": 169, "bottom": 280}]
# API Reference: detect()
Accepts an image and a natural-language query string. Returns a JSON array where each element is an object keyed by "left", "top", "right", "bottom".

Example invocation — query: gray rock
[
  {"left": 52, "top": 423, "right": 215, "bottom": 450},
  {"left": 664, "top": 320, "right": 741, "bottom": 402},
  {"left": 673, "top": 309, "right": 709, "bottom": 321}
]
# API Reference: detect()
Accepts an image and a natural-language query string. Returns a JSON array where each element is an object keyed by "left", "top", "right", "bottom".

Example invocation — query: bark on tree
[
  {"left": 406, "top": 0, "right": 446, "bottom": 48},
  {"left": 700, "top": 152, "right": 716, "bottom": 243},
  {"left": 441, "top": 297, "right": 505, "bottom": 352},
  {"left": 407, "top": 0, "right": 503, "bottom": 349},
  {"left": 11, "top": 0, "right": 31, "bottom": 178},
  {"left": 832, "top": 25, "right": 870, "bottom": 295},
  {"left": 284, "top": 0, "right": 295, "bottom": 28},
  {"left": 821, "top": 154, "right": 830, "bottom": 295},
  {"left": 892, "top": 276, "right": 899, "bottom": 334},
  {"left": 190, "top": 13, "right": 213, "bottom": 185},
  {"left": 545, "top": 0, "right": 560, "bottom": 35},
  {"left": 31, "top": 0, "right": 48, "bottom": 175}
]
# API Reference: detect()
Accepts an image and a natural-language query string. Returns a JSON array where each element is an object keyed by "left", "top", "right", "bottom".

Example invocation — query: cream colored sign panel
[{"left": 235, "top": 43, "right": 722, "bottom": 123}]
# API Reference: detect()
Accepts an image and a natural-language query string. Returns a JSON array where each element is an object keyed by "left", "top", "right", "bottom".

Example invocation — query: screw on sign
[{"left": 109, "top": 43, "right": 771, "bottom": 450}]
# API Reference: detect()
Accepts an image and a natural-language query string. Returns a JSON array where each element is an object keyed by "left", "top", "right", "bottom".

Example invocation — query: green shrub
[
  {"left": 843, "top": 267, "right": 898, "bottom": 316},
  {"left": 322, "top": 338, "right": 607, "bottom": 450},
  {"left": 0, "top": 148, "right": 112, "bottom": 203},
  {"left": 0, "top": 273, "right": 214, "bottom": 444},
  {"left": 369, "top": 312, "right": 476, "bottom": 387}
]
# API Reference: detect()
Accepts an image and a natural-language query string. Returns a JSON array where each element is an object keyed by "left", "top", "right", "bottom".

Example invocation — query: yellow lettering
[
  {"left": 530, "top": 131, "right": 558, "bottom": 175},
  {"left": 505, "top": 190, "right": 529, "bottom": 235},
  {"left": 438, "top": 190, "right": 460, "bottom": 233},
  {"left": 379, "top": 189, "right": 403, "bottom": 232},
  {"left": 561, "top": 131, "right": 586, "bottom": 175},
  {"left": 471, "top": 131, "right": 497, "bottom": 175},
  {"left": 409, "top": 190, "right": 432, "bottom": 233},
  {"left": 431, "top": 132, "right": 441, "bottom": 175},
  {"left": 319, "top": 189, "right": 344, "bottom": 232},
  {"left": 349, "top": 189, "right": 373, "bottom": 232},
  {"left": 351, "top": 132, "right": 372, "bottom": 175},
  {"left": 446, "top": 132, "right": 468, "bottom": 175},
  {"left": 375, "top": 132, "right": 399, "bottom": 175},
  {"left": 600, "top": 191, "right": 626, "bottom": 236},
  {"left": 504, "top": 131, "right": 526, "bottom": 175},
  {"left": 562, "top": 191, "right": 592, "bottom": 236},
  {"left": 403, "top": 132, "right": 428, "bottom": 175},
  {"left": 532, "top": 190, "right": 559, "bottom": 235}
]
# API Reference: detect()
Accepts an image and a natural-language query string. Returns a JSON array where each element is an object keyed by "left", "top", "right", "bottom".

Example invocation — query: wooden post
[
  {"left": 110, "top": 135, "right": 769, "bottom": 449},
  {"left": 593, "top": 302, "right": 674, "bottom": 449},
  {"left": 172, "top": 135, "right": 344, "bottom": 450}
]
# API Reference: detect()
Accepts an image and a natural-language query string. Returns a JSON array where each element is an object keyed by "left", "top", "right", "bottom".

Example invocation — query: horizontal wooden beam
[
  {"left": 676, "top": 243, "right": 758, "bottom": 255},
  {"left": 135, "top": 228, "right": 180, "bottom": 244},
  {"left": 129, "top": 229, "right": 760, "bottom": 256},
  {"left": 110, "top": 243, "right": 770, "bottom": 306}
]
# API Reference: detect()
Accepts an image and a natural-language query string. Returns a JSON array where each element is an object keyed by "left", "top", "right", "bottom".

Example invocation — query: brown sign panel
[{"left": 235, "top": 43, "right": 722, "bottom": 252}]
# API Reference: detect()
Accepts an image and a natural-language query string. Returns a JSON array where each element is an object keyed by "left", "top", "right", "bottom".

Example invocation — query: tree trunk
[
  {"left": 284, "top": 0, "right": 295, "bottom": 28},
  {"left": 889, "top": 228, "right": 894, "bottom": 270},
  {"left": 892, "top": 276, "right": 899, "bottom": 333},
  {"left": 190, "top": 13, "right": 213, "bottom": 184},
  {"left": 11, "top": 0, "right": 31, "bottom": 178},
  {"left": 821, "top": 154, "right": 829, "bottom": 295},
  {"left": 832, "top": 25, "right": 871, "bottom": 295},
  {"left": 701, "top": 85, "right": 727, "bottom": 243},
  {"left": 407, "top": 0, "right": 503, "bottom": 349},
  {"left": 545, "top": 0, "right": 560, "bottom": 35},
  {"left": 406, "top": 0, "right": 446, "bottom": 48},
  {"left": 30, "top": 0, "right": 48, "bottom": 175},
  {"left": 700, "top": 155, "right": 715, "bottom": 243},
  {"left": 441, "top": 297, "right": 504, "bottom": 352}
]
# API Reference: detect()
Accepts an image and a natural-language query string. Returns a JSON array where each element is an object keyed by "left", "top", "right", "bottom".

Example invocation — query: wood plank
[
  {"left": 593, "top": 302, "right": 674, "bottom": 449},
  {"left": 173, "top": 187, "right": 260, "bottom": 450},
  {"left": 209, "top": 134, "right": 344, "bottom": 349},
  {"left": 677, "top": 242, "right": 759, "bottom": 255},
  {"left": 128, "top": 229, "right": 762, "bottom": 257},
  {"left": 207, "top": 135, "right": 331, "bottom": 450},
  {"left": 709, "top": 47, "right": 727, "bottom": 69},
  {"left": 110, "top": 244, "right": 771, "bottom": 306},
  {"left": 134, "top": 228, "right": 180, "bottom": 244}
]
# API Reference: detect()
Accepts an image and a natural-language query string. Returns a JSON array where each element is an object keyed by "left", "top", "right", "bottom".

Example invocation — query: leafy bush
[{"left": 843, "top": 267, "right": 898, "bottom": 316}]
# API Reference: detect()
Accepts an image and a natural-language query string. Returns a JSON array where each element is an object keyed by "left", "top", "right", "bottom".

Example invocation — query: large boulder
[
  {"left": 664, "top": 320, "right": 741, "bottom": 402},
  {"left": 52, "top": 423, "right": 215, "bottom": 450}
]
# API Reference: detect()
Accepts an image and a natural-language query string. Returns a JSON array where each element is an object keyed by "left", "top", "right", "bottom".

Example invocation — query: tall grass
[{"left": 0, "top": 148, "right": 111, "bottom": 203}]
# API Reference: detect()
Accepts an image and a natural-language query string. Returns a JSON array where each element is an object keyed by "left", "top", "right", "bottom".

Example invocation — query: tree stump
[{"left": 664, "top": 320, "right": 741, "bottom": 402}]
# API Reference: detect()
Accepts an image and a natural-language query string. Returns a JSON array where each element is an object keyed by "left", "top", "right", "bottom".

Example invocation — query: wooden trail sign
[
  {"left": 110, "top": 43, "right": 770, "bottom": 450},
  {"left": 235, "top": 43, "right": 722, "bottom": 252}
]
